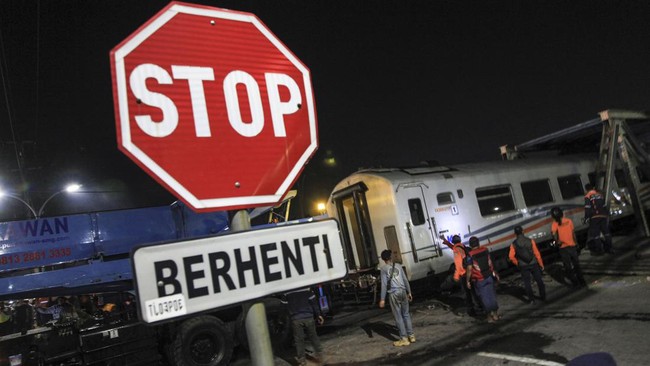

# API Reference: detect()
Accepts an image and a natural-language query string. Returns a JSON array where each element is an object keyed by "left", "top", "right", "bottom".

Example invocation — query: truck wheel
[
  {"left": 237, "top": 298, "right": 292, "bottom": 352},
  {"left": 170, "top": 315, "right": 233, "bottom": 366}
]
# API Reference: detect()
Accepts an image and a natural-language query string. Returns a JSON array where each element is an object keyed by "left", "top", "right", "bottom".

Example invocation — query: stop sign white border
[{"left": 112, "top": 3, "right": 317, "bottom": 210}]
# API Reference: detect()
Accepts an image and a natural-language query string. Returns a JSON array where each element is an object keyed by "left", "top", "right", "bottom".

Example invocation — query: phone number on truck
[{"left": 0, "top": 247, "right": 72, "bottom": 266}]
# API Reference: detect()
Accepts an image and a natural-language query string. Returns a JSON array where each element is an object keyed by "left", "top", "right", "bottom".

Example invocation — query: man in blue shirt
[{"left": 379, "top": 249, "right": 415, "bottom": 347}]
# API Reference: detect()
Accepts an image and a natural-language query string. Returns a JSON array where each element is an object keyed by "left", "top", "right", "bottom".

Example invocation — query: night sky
[{"left": 1, "top": 0, "right": 649, "bottom": 220}]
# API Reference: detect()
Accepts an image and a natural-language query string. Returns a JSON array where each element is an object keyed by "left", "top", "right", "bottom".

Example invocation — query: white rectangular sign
[{"left": 132, "top": 219, "right": 346, "bottom": 323}]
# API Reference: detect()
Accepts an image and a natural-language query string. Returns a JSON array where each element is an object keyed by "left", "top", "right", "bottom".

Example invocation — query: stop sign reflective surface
[{"left": 110, "top": 2, "right": 317, "bottom": 211}]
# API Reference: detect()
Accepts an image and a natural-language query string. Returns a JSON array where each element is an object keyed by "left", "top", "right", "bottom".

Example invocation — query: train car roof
[{"left": 351, "top": 153, "right": 596, "bottom": 182}]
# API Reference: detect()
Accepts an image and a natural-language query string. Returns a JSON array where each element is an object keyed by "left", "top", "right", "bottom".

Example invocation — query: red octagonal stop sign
[{"left": 110, "top": 2, "right": 317, "bottom": 212}]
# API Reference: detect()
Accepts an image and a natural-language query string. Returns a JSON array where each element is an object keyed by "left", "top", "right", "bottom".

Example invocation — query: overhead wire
[
  {"left": 34, "top": 0, "right": 40, "bottom": 145},
  {"left": 0, "top": 6, "right": 30, "bottom": 204}
]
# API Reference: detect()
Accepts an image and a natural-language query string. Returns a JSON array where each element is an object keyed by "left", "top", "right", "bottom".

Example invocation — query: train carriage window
[
  {"left": 436, "top": 192, "right": 454, "bottom": 205},
  {"left": 557, "top": 174, "right": 584, "bottom": 199},
  {"left": 476, "top": 185, "right": 516, "bottom": 217},
  {"left": 521, "top": 179, "right": 554, "bottom": 207},
  {"left": 408, "top": 198, "right": 426, "bottom": 226}
]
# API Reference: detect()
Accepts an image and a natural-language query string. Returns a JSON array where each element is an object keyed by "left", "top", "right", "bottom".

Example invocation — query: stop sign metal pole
[{"left": 230, "top": 209, "right": 275, "bottom": 365}]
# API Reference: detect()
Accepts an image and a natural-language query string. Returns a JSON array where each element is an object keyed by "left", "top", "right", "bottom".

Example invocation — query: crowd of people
[
  {"left": 374, "top": 183, "right": 610, "bottom": 350},
  {"left": 284, "top": 184, "right": 612, "bottom": 365},
  {"left": 0, "top": 293, "right": 136, "bottom": 337},
  {"left": 0, "top": 299, "right": 37, "bottom": 336}
]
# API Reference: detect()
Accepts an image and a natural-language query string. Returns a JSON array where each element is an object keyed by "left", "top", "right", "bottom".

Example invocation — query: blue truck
[{"left": 0, "top": 202, "right": 292, "bottom": 366}]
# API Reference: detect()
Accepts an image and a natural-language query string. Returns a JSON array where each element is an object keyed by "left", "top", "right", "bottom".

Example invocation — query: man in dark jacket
[
  {"left": 584, "top": 183, "right": 613, "bottom": 254},
  {"left": 466, "top": 236, "right": 500, "bottom": 322},
  {"left": 285, "top": 287, "right": 324, "bottom": 366},
  {"left": 13, "top": 300, "right": 34, "bottom": 335},
  {"left": 509, "top": 226, "right": 546, "bottom": 304}
]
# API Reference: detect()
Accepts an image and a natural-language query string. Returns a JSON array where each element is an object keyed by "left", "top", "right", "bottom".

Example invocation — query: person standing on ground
[
  {"left": 0, "top": 302, "right": 11, "bottom": 335},
  {"left": 13, "top": 299, "right": 34, "bottom": 335},
  {"left": 379, "top": 249, "right": 415, "bottom": 347},
  {"left": 35, "top": 296, "right": 67, "bottom": 323},
  {"left": 551, "top": 207, "right": 587, "bottom": 288},
  {"left": 509, "top": 226, "right": 546, "bottom": 304},
  {"left": 285, "top": 287, "right": 324, "bottom": 366},
  {"left": 584, "top": 183, "right": 614, "bottom": 254},
  {"left": 466, "top": 236, "right": 501, "bottom": 323},
  {"left": 441, "top": 235, "right": 481, "bottom": 316}
]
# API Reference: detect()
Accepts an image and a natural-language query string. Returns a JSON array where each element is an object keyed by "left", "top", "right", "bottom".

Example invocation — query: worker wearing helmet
[
  {"left": 441, "top": 234, "right": 481, "bottom": 316},
  {"left": 466, "top": 236, "right": 501, "bottom": 323},
  {"left": 551, "top": 207, "right": 587, "bottom": 288},
  {"left": 509, "top": 226, "right": 546, "bottom": 304},
  {"left": 583, "top": 183, "right": 613, "bottom": 254}
]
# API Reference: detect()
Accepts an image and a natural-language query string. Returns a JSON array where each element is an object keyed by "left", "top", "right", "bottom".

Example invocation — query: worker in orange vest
[
  {"left": 442, "top": 235, "right": 481, "bottom": 315},
  {"left": 551, "top": 207, "right": 587, "bottom": 288},
  {"left": 583, "top": 183, "right": 613, "bottom": 254},
  {"left": 466, "top": 236, "right": 500, "bottom": 323},
  {"left": 509, "top": 226, "right": 546, "bottom": 304}
]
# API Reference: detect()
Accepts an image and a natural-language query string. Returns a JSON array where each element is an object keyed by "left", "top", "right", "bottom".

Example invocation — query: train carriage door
[
  {"left": 330, "top": 183, "right": 378, "bottom": 271},
  {"left": 400, "top": 184, "right": 441, "bottom": 261}
]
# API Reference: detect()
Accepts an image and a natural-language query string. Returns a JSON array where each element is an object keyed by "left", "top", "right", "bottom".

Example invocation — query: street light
[
  {"left": 316, "top": 202, "right": 326, "bottom": 216},
  {"left": 0, "top": 191, "right": 38, "bottom": 218},
  {"left": 37, "top": 184, "right": 82, "bottom": 218}
]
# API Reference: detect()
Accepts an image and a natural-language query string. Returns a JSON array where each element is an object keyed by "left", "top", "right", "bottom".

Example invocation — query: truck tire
[
  {"left": 237, "top": 298, "right": 292, "bottom": 352},
  {"left": 170, "top": 315, "right": 233, "bottom": 366}
]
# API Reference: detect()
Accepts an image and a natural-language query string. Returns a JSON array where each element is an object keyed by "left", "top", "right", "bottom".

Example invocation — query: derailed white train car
[{"left": 326, "top": 154, "right": 644, "bottom": 288}]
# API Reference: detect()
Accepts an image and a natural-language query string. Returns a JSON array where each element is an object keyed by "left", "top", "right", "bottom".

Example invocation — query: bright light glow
[
  {"left": 38, "top": 183, "right": 83, "bottom": 217},
  {"left": 0, "top": 184, "right": 83, "bottom": 218},
  {"left": 316, "top": 202, "right": 326, "bottom": 212},
  {"left": 493, "top": 207, "right": 500, "bottom": 211},
  {"left": 65, "top": 184, "right": 82, "bottom": 192},
  {"left": 324, "top": 157, "right": 337, "bottom": 167},
  {"left": 0, "top": 190, "right": 38, "bottom": 218}
]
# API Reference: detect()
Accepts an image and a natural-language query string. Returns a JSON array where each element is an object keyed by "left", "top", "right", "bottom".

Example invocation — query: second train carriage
[{"left": 325, "top": 154, "right": 646, "bottom": 295}]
